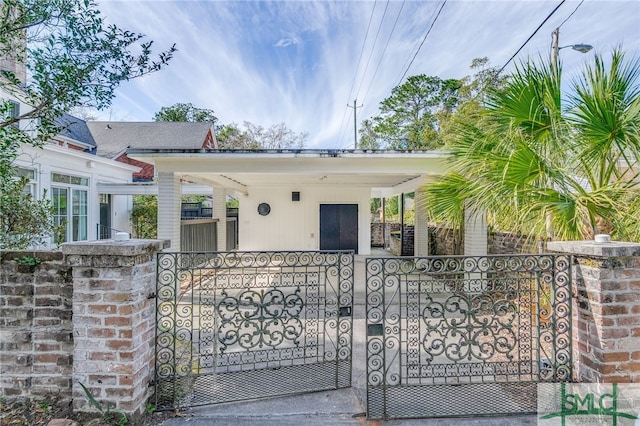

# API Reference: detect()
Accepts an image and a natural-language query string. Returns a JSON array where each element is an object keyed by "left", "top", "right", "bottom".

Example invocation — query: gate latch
[{"left": 339, "top": 306, "right": 352, "bottom": 317}]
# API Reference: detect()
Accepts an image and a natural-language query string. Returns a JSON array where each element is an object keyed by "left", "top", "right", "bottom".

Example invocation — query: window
[
  {"left": 16, "top": 167, "right": 36, "bottom": 196},
  {"left": 5, "top": 99, "right": 20, "bottom": 128},
  {"left": 51, "top": 173, "right": 89, "bottom": 242}
]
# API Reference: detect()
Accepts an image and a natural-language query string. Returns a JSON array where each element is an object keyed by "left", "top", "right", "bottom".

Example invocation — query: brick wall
[
  {"left": 1, "top": 239, "right": 168, "bottom": 416},
  {"left": 0, "top": 251, "right": 73, "bottom": 410},
  {"left": 371, "top": 223, "right": 384, "bottom": 247},
  {"left": 548, "top": 241, "right": 640, "bottom": 383}
]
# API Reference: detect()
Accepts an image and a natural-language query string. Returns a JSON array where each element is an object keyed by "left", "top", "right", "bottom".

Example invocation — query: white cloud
[{"left": 96, "top": 0, "right": 640, "bottom": 148}]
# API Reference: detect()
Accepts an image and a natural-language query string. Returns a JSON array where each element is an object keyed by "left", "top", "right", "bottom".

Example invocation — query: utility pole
[
  {"left": 347, "top": 99, "right": 363, "bottom": 149},
  {"left": 551, "top": 27, "right": 560, "bottom": 74}
]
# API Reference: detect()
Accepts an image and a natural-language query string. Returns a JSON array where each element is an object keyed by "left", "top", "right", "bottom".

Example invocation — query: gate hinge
[{"left": 339, "top": 306, "right": 352, "bottom": 317}]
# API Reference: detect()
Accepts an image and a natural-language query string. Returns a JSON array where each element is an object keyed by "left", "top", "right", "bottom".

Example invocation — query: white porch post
[
  {"left": 464, "top": 206, "right": 487, "bottom": 256},
  {"left": 414, "top": 190, "right": 429, "bottom": 256},
  {"left": 157, "top": 171, "right": 181, "bottom": 251},
  {"left": 213, "top": 186, "right": 227, "bottom": 251}
]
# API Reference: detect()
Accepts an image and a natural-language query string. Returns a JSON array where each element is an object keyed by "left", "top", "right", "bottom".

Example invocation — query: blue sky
[{"left": 97, "top": 0, "right": 640, "bottom": 149}]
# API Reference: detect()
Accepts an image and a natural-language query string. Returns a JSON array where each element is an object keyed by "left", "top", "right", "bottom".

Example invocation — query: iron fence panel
[
  {"left": 155, "top": 250, "right": 353, "bottom": 410},
  {"left": 366, "top": 254, "right": 571, "bottom": 420}
]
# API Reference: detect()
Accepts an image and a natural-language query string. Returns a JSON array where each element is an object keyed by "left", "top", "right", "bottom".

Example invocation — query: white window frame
[{"left": 51, "top": 172, "right": 89, "bottom": 242}]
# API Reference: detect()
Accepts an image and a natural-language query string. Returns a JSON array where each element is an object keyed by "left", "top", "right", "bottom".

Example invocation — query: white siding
[
  {"left": 239, "top": 185, "right": 372, "bottom": 254},
  {"left": 414, "top": 190, "right": 429, "bottom": 256},
  {"left": 213, "top": 186, "right": 227, "bottom": 251},
  {"left": 464, "top": 207, "right": 487, "bottom": 256},
  {"left": 157, "top": 171, "right": 181, "bottom": 251}
]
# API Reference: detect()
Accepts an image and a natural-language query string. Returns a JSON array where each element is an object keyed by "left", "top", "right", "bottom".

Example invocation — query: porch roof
[{"left": 126, "top": 149, "right": 450, "bottom": 196}]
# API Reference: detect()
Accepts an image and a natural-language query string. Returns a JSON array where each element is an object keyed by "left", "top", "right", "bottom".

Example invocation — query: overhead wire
[
  {"left": 336, "top": 1, "right": 379, "bottom": 148},
  {"left": 557, "top": 0, "right": 584, "bottom": 29},
  {"left": 396, "top": 0, "right": 447, "bottom": 86},
  {"left": 468, "top": 0, "right": 569, "bottom": 107},
  {"left": 496, "top": 0, "right": 566, "bottom": 75},
  {"left": 339, "top": 1, "right": 391, "bottom": 148},
  {"left": 344, "top": 1, "right": 445, "bottom": 148},
  {"left": 359, "top": 1, "right": 407, "bottom": 110},
  {"left": 338, "top": 0, "right": 392, "bottom": 148}
]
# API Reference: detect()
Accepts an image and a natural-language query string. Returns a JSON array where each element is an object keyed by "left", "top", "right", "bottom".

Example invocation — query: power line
[
  {"left": 353, "top": 0, "right": 391, "bottom": 105},
  {"left": 496, "top": 0, "right": 566, "bottom": 75},
  {"left": 337, "top": 1, "right": 379, "bottom": 148},
  {"left": 359, "top": 1, "right": 407, "bottom": 109},
  {"left": 558, "top": 0, "right": 584, "bottom": 29},
  {"left": 339, "top": 0, "right": 390, "bottom": 145},
  {"left": 396, "top": 0, "right": 447, "bottom": 86}
]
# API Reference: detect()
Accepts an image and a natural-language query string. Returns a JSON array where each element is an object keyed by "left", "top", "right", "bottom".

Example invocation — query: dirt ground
[{"left": 0, "top": 398, "right": 176, "bottom": 426}]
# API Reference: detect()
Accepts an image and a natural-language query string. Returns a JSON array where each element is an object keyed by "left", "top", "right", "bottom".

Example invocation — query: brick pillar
[
  {"left": 62, "top": 239, "right": 169, "bottom": 414},
  {"left": 547, "top": 240, "right": 640, "bottom": 383}
]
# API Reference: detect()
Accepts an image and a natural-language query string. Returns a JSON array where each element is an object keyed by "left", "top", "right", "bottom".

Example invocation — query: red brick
[
  {"left": 34, "top": 353, "right": 60, "bottom": 364},
  {"left": 88, "top": 352, "right": 116, "bottom": 361},
  {"left": 103, "top": 293, "right": 132, "bottom": 302},
  {"left": 617, "top": 316, "right": 640, "bottom": 326},
  {"left": 118, "top": 329, "right": 132, "bottom": 339},
  {"left": 118, "top": 305, "right": 133, "bottom": 315},
  {"left": 600, "top": 305, "right": 629, "bottom": 315},
  {"left": 88, "top": 304, "right": 117, "bottom": 314},
  {"left": 107, "top": 340, "right": 131, "bottom": 351},
  {"left": 105, "top": 316, "right": 131, "bottom": 327},
  {"left": 87, "top": 328, "right": 115, "bottom": 338},
  {"left": 602, "top": 352, "right": 630, "bottom": 362}
]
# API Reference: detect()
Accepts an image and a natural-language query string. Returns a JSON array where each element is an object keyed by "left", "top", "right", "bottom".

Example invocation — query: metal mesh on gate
[
  {"left": 155, "top": 251, "right": 354, "bottom": 410},
  {"left": 365, "top": 255, "right": 572, "bottom": 420}
]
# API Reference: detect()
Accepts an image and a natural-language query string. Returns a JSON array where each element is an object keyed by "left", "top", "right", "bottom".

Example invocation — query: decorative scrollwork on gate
[
  {"left": 155, "top": 250, "right": 354, "bottom": 410},
  {"left": 217, "top": 289, "right": 305, "bottom": 351},
  {"left": 422, "top": 293, "right": 518, "bottom": 363},
  {"left": 366, "top": 254, "right": 572, "bottom": 420}
]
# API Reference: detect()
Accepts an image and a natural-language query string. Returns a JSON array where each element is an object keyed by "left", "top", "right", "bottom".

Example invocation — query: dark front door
[
  {"left": 319, "top": 204, "right": 358, "bottom": 253},
  {"left": 99, "top": 195, "right": 111, "bottom": 239}
]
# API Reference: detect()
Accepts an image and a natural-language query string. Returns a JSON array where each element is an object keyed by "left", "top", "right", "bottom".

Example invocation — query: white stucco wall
[{"left": 239, "top": 185, "right": 372, "bottom": 254}]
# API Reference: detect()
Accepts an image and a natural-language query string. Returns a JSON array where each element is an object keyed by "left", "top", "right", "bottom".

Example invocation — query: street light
[{"left": 551, "top": 27, "right": 593, "bottom": 70}]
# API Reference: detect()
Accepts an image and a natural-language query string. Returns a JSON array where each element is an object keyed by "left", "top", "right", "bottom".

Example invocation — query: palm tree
[{"left": 422, "top": 49, "right": 640, "bottom": 243}]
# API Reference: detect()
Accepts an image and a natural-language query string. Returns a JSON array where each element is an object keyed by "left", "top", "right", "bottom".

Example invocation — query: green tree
[
  {"left": 153, "top": 102, "right": 217, "bottom": 123},
  {"left": 216, "top": 121, "right": 307, "bottom": 149},
  {"left": 0, "top": 0, "right": 175, "bottom": 249},
  {"left": 131, "top": 195, "right": 157, "bottom": 239},
  {"left": 423, "top": 50, "right": 640, "bottom": 242},
  {"left": 358, "top": 119, "right": 381, "bottom": 149},
  {"left": 439, "top": 58, "right": 506, "bottom": 147},
  {"left": 371, "top": 74, "right": 461, "bottom": 150}
]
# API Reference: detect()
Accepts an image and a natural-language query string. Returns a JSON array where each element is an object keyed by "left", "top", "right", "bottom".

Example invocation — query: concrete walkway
[{"left": 161, "top": 250, "right": 539, "bottom": 425}]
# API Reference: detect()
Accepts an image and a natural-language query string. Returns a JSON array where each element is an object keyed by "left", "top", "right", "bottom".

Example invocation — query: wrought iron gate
[
  {"left": 155, "top": 251, "right": 354, "bottom": 410},
  {"left": 365, "top": 254, "right": 572, "bottom": 420}
]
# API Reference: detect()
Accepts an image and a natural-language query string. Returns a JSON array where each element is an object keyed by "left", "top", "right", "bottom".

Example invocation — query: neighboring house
[
  {"left": 88, "top": 121, "right": 217, "bottom": 182},
  {"left": 13, "top": 114, "right": 140, "bottom": 248}
]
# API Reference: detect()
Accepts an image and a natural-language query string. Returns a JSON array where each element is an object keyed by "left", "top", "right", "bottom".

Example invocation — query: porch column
[
  {"left": 157, "top": 171, "right": 181, "bottom": 251},
  {"left": 213, "top": 186, "right": 227, "bottom": 251},
  {"left": 547, "top": 240, "right": 640, "bottom": 383},
  {"left": 464, "top": 206, "right": 487, "bottom": 256},
  {"left": 414, "top": 190, "right": 429, "bottom": 256}
]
